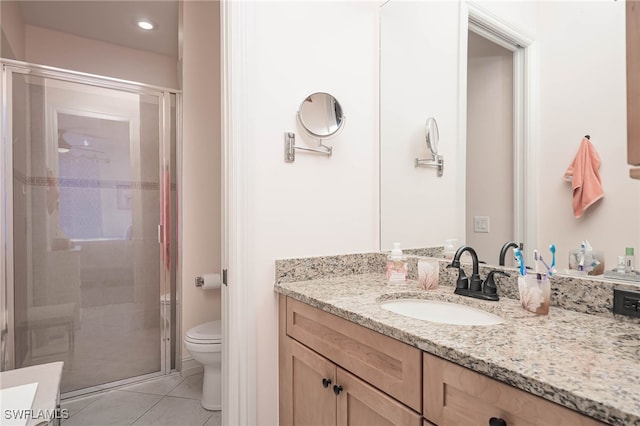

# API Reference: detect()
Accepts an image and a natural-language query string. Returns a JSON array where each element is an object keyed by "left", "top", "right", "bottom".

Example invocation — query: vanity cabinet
[
  {"left": 279, "top": 295, "right": 422, "bottom": 426},
  {"left": 627, "top": 0, "right": 640, "bottom": 179},
  {"left": 422, "top": 352, "right": 605, "bottom": 426},
  {"left": 279, "top": 295, "right": 606, "bottom": 426}
]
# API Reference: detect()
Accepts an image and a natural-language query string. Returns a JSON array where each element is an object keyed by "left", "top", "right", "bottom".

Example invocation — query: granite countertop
[{"left": 275, "top": 273, "right": 640, "bottom": 426}]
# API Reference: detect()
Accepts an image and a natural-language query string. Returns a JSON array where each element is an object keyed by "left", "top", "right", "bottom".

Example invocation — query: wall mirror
[
  {"left": 415, "top": 117, "right": 444, "bottom": 176},
  {"left": 286, "top": 92, "right": 345, "bottom": 162},
  {"left": 380, "top": 0, "right": 639, "bottom": 275},
  {"left": 297, "top": 92, "right": 345, "bottom": 139},
  {"left": 425, "top": 117, "right": 439, "bottom": 157}
]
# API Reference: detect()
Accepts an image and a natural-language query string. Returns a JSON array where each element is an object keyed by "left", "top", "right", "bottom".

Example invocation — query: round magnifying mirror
[
  {"left": 425, "top": 117, "right": 439, "bottom": 157},
  {"left": 297, "top": 92, "right": 345, "bottom": 139}
]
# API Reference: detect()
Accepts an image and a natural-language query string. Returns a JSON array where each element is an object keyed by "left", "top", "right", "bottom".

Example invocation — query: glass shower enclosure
[{"left": 0, "top": 60, "right": 178, "bottom": 397}]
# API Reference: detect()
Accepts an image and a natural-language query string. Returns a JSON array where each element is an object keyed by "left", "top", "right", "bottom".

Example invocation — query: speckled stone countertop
[{"left": 275, "top": 274, "right": 640, "bottom": 425}]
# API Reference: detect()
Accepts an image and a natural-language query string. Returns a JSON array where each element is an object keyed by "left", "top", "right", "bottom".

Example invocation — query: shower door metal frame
[{"left": 0, "top": 59, "right": 180, "bottom": 395}]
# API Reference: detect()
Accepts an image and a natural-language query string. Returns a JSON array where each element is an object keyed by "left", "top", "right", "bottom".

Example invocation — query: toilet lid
[{"left": 185, "top": 320, "right": 222, "bottom": 343}]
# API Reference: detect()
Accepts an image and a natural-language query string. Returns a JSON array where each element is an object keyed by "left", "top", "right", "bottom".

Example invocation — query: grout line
[
  {"left": 128, "top": 394, "right": 166, "bottom": 426},
  {"left": 202, "top": 410, "right": 222, "bottom": 426},
  {"left": 116, "top": 375, "right": 186, "bottom": 397},
  {"left": 162, "top": 394, "right": 202, "bottom": 401},
  {"left": 62, "top": 393, "right": 104, "bottom": 420},
  {"left": 201, "top": 412, "right": 214, "bottom": 426}
]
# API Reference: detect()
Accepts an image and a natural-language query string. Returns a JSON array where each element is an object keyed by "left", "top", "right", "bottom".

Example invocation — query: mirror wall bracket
[
  {"left": 284, "top": 132, "right": 332, "bottom": 163},
  {"left": 415, "top": 117, "right": 444, "bottom": 176},
  {"left": 415, "top": 155, "right": 444, "bottom": 176}
]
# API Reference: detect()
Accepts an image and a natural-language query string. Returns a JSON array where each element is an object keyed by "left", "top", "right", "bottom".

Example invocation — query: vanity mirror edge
[{"left": 627, "top": 0, "right": 640, "bottom": 179}]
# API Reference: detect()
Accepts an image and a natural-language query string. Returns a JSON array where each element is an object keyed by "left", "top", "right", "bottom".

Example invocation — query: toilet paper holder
[{"left": 195, "top": 271, "right": 225, "bottom": 288}]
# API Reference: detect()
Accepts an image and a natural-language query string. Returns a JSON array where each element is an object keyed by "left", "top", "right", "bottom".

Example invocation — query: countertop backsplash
[{"left": 275, "top": 248, "right": 640, "bottom": 324}]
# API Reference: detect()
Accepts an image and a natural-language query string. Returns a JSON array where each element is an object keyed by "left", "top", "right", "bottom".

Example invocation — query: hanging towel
[{"left": 562, "top": 137, "right": 604, "bottom": 218}]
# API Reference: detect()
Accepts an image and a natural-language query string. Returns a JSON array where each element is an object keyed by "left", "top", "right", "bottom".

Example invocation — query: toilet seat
[{"left": 185, "top": 320, "right": 222, "bottom": 344}]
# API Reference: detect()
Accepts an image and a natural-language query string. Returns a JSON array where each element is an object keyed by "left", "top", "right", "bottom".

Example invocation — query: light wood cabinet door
[
  {"left": 423, "top": 352, "right": 605, "bottom": 426},
  {"left": 336, "top": 367, "right": 422, "bottom": 426},
  {"left": 281, "top": 338, "right": 337, "bottom": 426}
]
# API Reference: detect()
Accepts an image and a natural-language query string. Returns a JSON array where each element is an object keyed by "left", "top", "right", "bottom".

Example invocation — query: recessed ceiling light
[{"left": 137, "top": 20, "right": 154, "bottom": 31}]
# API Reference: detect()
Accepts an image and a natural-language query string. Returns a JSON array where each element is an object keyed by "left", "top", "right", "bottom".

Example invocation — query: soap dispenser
[{"left": 386, "top": 242, "right": 408, "bottom": 285}]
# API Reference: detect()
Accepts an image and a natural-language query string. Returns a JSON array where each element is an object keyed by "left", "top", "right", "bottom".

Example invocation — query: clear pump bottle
[{"left": 386, "top": 242, "right": 408, "bottom": 284}]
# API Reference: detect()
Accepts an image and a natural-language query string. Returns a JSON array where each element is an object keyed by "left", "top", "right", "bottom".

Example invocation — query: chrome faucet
[{"left": 447, "top": 245, "right": 509, "bottom": 301}]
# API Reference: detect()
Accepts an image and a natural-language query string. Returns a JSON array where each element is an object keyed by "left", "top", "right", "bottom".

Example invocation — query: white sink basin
[{"left": 380, "top": 299, "right": 504, "bottom": 326}]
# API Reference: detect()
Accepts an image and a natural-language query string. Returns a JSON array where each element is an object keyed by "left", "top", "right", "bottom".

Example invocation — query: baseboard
[{"left": 181, "top": 356, "right": 204, "bottom": 377}]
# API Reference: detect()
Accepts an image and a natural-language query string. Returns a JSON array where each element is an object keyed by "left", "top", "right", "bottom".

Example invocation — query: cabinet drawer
[
  {"left": 423, "top": 352, "right": 606, "bottom": 426},
  {"left": 286, "top": 297, "right": 422, "bottom": 412}
]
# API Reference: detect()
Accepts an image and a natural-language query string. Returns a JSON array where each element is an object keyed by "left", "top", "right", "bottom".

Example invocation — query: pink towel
[{"left": 562, "top": 137, "right": 604, "bottom": 218}]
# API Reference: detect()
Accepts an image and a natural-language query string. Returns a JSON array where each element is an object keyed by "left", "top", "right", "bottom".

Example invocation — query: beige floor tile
[
  {"left": 131, "top": 396, "right": 213, "bottom": 426},
  {"left": 62, "top": 390, "right": 161, "bottom": 426},
  {"left": 61, "top": 393, "right": 103, "bottom": 418},
  {"left": 167, "top": 373, "right": 203, "bottom": 400}
]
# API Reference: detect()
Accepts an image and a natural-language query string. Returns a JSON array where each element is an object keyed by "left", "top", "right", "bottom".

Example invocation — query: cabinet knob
[
  {"left": 322, "top": 378, "right": 332, "bottom": 388},
  {"left": 489, "top": 417, "right": 507, "bottom": 426},
  {"left": 333, "top": 385, "right": 343, "bottom": 396}
]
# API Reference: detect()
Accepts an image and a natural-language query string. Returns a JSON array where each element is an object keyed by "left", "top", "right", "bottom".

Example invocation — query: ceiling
[{"left": 18, "top": 1, "right": 179, "bottom": 58}]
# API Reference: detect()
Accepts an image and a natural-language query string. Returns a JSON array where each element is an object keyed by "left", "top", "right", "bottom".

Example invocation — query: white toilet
[{"left": 184, "top": 320, "right": 222, "bottom": 410}]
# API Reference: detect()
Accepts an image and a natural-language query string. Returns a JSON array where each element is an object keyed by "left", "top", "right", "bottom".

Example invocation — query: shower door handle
[{"left": 158, "top": 224, "right": 163, "bottom": 244}]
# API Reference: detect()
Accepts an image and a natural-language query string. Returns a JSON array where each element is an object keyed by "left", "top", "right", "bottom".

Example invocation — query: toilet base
[{"left": 201, "top": 363, "right": 221, "bottom": 411}]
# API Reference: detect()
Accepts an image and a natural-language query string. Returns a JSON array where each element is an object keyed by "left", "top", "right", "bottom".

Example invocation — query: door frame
[
  {"left": 220, "top": 1, "right": 257, "bottom": 425},
  {"left": 458, "top": 2, "right": 538, "bottom": 262}
]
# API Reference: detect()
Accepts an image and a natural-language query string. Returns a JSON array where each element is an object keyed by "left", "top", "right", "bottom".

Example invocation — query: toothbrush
[
  {"left": 533, "top": 249, "right": 543, "bottom": 279},
  {"left": 549, "top": 244, "right": 557, "bottom": 271},
  {"left": 533, "top": 248, "right": 556, "bottom": 277},
  {"left": 513, "top": 248, "right": 527, "bottom": 276},
  {"left": 538, "top": 253, "right": 554, "bottom": 277}
]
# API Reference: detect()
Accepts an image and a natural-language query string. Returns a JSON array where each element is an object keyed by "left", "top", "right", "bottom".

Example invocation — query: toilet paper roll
[{"left": 199, "top": 273, "right": 221, "bottom": 290}]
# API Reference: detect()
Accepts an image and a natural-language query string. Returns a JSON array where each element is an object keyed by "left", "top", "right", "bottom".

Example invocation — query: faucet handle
[
  {"left": 483, "top": 270, "right": 510, "bottom": 296},
  {"left": 447, "top": 263, "right": 469, "bottom": 290}
]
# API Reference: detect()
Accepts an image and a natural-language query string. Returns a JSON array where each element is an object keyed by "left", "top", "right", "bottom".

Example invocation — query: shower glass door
[{"left": 1, "top": 62, "right": 175, "bottom": 396}]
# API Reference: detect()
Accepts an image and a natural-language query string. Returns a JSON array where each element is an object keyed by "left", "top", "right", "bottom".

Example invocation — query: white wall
[
  {"left": 242, "top": 2, "right": 379, "bottom": 423},
  {"left": 24, "top": 25, "right": 177, "bottom": 89},
  {"left": 1, "top": 0, "right": 26, "bottom": 60},
  {"left": 180, "top": 0, "right": 221, "bottom": 362}
]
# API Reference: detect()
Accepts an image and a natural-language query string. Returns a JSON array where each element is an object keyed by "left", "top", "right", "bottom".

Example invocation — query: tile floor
[{"left": 61, "top": 373, "right": 221, "bottom": 426}]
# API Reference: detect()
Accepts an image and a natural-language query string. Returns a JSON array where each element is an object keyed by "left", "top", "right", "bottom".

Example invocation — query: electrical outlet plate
[{"left": 613, "top": 288, "right": 640, "bottom": 318}]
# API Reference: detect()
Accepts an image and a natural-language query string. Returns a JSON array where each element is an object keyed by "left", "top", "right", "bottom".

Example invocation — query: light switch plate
[{"left": 473, "top": 216, "right": 490, "bottom": 233}]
